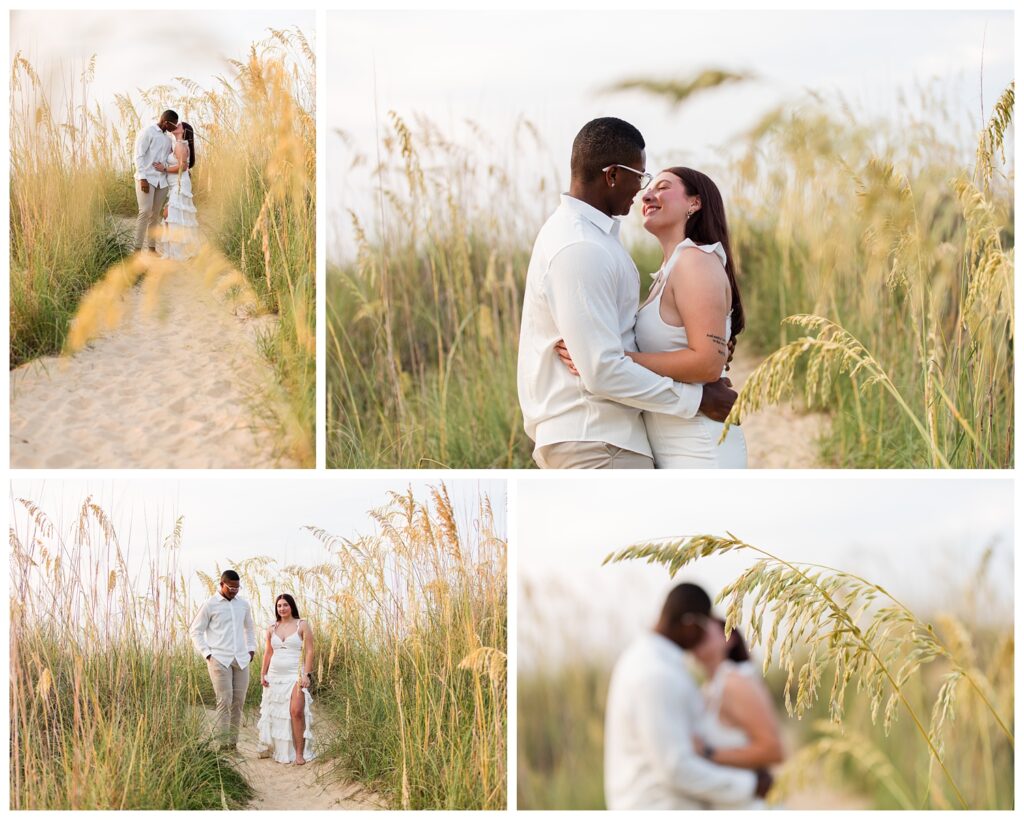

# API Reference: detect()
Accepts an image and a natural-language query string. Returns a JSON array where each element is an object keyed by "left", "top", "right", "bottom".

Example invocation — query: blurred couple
[
  {"left": 189, "top": 570, "right": 316, "bottom": 766},
  {"left": 134, "top": 108, "right": 200, "bottom": 260},
  {"left": 518, "top": 117, "right": 746, "bottom": 469},
  {"left": 605, "top": 583, "right": 783, "bottom": 810}
]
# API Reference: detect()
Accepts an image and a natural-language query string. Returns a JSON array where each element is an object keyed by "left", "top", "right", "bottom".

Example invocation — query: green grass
[
  {"left": 328, "top": 81, "right": 1013, "bottom": 468},
  {"left": 11, "top": 483, "right": 506, "bottom": 810}
]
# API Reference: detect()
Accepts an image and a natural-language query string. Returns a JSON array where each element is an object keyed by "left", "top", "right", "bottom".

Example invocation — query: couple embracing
[
  {"left": 189, "top": 571, "right": 316, "bottom": 765},
  {"left": 518, "top": 117, "right": 746, "bottom": 469},
  {"left": 134, "top": 108, "right": 201, "bottom": 260},
  {"left": 605, "top": 583, "right": 783, "bottom": 809}
]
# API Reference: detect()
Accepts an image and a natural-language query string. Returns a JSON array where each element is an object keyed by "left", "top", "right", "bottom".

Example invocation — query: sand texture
[
  {"left": 729, "top": 348, "right": 830, "bottom": 469},
  {"left": 207, "top": 708, "right": 386, "bottom": 811},
  {"left": 10, "top": 268, "right": 295, "bottom": 469}
]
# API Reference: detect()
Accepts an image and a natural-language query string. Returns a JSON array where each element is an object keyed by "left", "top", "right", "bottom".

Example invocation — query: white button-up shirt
[
  {"left": 134, "top": 123, "right": 171, "bottom": 188},
  {"left": 189, "top": 593, "right": 257, "bottom": 668},
  {"left": 604, "top": 632, "right": 756, "bottom": 810},
  {"left": 518, "top": 195, "right": 702, "bottom": 458}
]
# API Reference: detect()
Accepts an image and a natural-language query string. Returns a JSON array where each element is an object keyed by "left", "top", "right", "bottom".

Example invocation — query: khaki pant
[
  {"left": 207, "top": 657, "right": 249, "bottom": 746},
  {"left": 534, "top": 441, "right": 654, "bottom": 469},
  {"left": 134, "top": 180, "right": 168, "bottom": 251}
]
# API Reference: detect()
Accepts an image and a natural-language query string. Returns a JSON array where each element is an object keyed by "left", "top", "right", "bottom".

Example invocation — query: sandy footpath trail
[
  {"left": 729, "top": 348, "right": 830, "bottom": 469},
  {"left": 10, "top": 268, "right": 294, "bottom": 469},
  {"left": 209, "top": 709, "right": 385, "bottom": 811}
]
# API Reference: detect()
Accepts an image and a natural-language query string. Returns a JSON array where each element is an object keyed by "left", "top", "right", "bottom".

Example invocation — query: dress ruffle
[
  {"left": 158, "top": 173, "right": 200, "bottom": 260},
  {"left": 256, "top": 676, "right": 315, "bottom": 764}
]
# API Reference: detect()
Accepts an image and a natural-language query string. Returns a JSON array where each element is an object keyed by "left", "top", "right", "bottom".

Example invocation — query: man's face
[
  {"left": 675, "top": 612, "right": 709, "bottom": 651},
  {"left": 158, "top": 117, "right": 175, "bottom": 132},
  {"left": 220, "top": 579, "right": 240, "bottom": 600},
  {"left": 609, "top": 149, "right": 647, "bottom": 216}
]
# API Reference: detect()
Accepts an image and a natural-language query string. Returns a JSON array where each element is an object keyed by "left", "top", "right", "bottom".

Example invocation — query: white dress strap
[{"left": 671, "top": 237, "right": 727, "bottom": 270}]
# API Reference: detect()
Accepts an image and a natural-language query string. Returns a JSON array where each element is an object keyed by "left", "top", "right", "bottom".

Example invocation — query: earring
[{"left": 610, "top": 182, "right": 615, "bottom": 187}]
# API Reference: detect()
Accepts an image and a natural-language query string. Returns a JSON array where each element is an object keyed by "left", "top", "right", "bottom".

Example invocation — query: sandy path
[
  {"left": 729, "top": 348, "right": 830, "bottom": 469},
  {"left": 10, "top": 267, "right": 294, "bottom": 469},
  {"left": 208, "top": 708, "right": 385, "bottom": 811}
]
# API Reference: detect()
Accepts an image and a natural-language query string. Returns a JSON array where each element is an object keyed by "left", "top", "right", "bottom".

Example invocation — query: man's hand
[
  {"left": 553, "top": 340, "right": 579, "bottom": 376},
  {"left": 755, "top": 769, "right": 773, "bottom": 799},
  {"left": 140, "top": 179, "right": 150, "bottom": 194},
  {"left": 249, "top": 651, "right": 255, "bottom": 663},
  {"left": 206, "top": 654, "right": 211, "bottom": 660},
  {"left": 698, "top": 377, "right": 738, "bottom": 423}
]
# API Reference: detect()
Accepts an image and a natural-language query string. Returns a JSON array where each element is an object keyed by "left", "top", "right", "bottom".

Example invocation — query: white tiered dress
[
  {"left": 635, "top": 238, "right": 748, "bottom": 468},
  {"left": 257, "top": 622, "right": 315, "bottom": 764},
  {"left": 157, "top": 140, "right": 200, "bottom": 260}
]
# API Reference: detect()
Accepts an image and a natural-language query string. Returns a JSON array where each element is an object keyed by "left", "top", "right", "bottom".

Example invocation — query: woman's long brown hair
[{"left": 665, "top": 167, "right": 744, "bottom": 336}]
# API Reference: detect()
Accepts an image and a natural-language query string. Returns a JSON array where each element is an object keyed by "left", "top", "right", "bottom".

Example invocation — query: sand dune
[
  {"left": 10, "top": 266, "right": 296, "bottom": 469},
  {"left": 729, "top": 348, "right": 829, "bottom": 469},
  {"left": 207, "top": 708, "right": 386, "bottom": 811}
]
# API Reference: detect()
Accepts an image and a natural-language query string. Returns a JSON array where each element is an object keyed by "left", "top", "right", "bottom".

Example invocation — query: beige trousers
[
  {"left": 534, "top": 441, "right": 654, "bottom": 469},
  {"left": 207, "top": 657, "right": 249, "bottom": 746},
  {"left": 134, "top": 180, "right": 169, "bottom": 251}
]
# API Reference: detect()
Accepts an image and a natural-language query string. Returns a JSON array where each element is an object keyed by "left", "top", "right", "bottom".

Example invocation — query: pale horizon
[{"left": 328, "top": 9, "right": 1014, "bottom": 260}]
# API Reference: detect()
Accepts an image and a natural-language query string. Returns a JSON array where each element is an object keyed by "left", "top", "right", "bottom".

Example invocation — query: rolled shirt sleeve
[
  {"left": 545, "top": 241, "right": 702, "bottom": 418},
  {"left": 134, "top": 128, "right": 151, "bottom": 179},
  {"left": 189, "top": 598, "right": 212, "bottom": 659}
]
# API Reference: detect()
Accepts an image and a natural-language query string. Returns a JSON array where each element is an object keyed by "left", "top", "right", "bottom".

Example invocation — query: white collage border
[{"left": 2, "top": 2, "right": 1021, "bottom": 818}]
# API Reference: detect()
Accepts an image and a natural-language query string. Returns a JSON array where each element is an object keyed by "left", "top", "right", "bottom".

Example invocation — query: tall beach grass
[
  {"left": 9, "top": 54, "right": 134, "bottom": 367},
  {"left": 9, "top": 30, "right": 315, "bottom": 465},
  {"left": 9, "top": 483, "right": 506, "bottom": 810},
  {"left": 329, "top": 77, "right": 1013, "bottom": 468},
  {"left": 518, "top": 541, "right": 1012, "bottom": 810}
]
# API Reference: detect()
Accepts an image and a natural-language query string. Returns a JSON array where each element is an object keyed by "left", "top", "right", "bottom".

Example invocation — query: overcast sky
[
  {"left": 10, "top": 11, "right": 314, "bottom": 118},
  {"left": 327, "top": 9, "right": 1013, "bottom": 259},
  {"left": 518, "top": 476, "right": 1013, "bottom": 666},
  {"left": 9, "top": 477, "right": 506, "bottom": 620}
]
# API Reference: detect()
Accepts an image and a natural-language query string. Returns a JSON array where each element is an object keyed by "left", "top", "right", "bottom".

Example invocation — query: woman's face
[
  {"left": 692, "top": 621, "right": 728, "bottom": 667},
  {"left": 642, "top": 171, "right": 700, "bottom": 235},
  {"left": 172, "top": 123, "right": 184, "bottom": 139},
  {"left": 276, "top": 598, "right": 293, "bottom": 618}
]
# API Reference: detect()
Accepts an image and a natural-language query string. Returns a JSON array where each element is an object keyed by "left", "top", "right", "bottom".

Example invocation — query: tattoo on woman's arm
[{"left": 707, "top": 333, "right": 728, "bottom": 356}]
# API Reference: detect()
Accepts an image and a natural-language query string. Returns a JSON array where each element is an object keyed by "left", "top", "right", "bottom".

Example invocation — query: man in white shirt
[
  {"left": 189, "top": 569, "right": 257, "bottom": 750},
  {"left": 604, "top": 583, "right": 772, "bottom": 809},
  {"left": 133, "top": 109, "right": 177, "bottom": 253},
  {"left": 517, "top": 117, "right": 737, "bottom": 468}
]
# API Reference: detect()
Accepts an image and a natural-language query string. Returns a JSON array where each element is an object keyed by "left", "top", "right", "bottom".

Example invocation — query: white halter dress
[
  {"left": 698, "top": 660, "right": 766, "bottom": 810},
  {"left": 634, "top": 238, "right": 747, "bottom": 468},
  {"left": 257, "top": 621, "right": 315, "bottom": 763}
]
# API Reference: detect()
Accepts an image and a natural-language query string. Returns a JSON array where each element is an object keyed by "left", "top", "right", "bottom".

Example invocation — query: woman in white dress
[
  {"left": 692, "top": 618, "right": 784, "bottom": 808},
  {"left": 258, "top": 594, "right": 315, "bottom": 764},
  {"left": 154, "top": 120, "right": 200, "bottom": 260},
  {"left": 629, "top": 167, "right": 747, "bottom": 467}
]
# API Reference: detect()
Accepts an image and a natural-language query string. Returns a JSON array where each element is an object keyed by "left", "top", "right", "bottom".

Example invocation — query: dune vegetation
[
  {"left": 9, "top": 29, "right": 315, "bottom": 464},
  {"left": 10, "top": 483, "right": 506, "bottom": 810},
  {"left": 328, "top": 76, "right": 1013, "bottom": 468}
]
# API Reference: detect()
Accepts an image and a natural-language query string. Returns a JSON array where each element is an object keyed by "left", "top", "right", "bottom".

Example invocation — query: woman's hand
[
  {"left": 553, "top": 340, "right": 579, "bottom": 376},
  {"left": 301, "top": 672, "right": 312, "bottom": 689},
  {"left": 153, "top": 162, "right": 165, "bottom": 172},
  {"left": 261, "top": 675, "right": 269, "bottom": 687}
]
